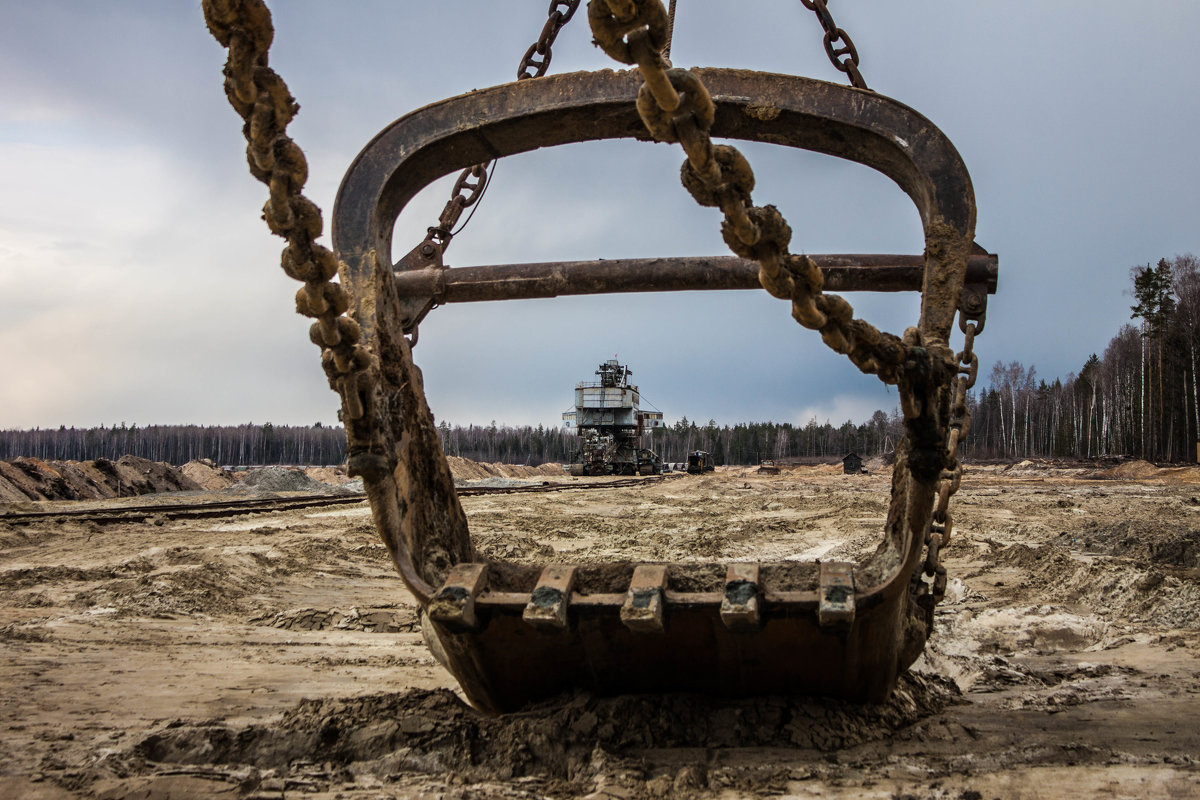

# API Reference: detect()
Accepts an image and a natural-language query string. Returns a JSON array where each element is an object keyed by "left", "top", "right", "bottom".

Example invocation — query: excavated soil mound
[
  {"left": 0, "top": 455, "right": 201, "bottom": 501},
  {"left": 1089, "top": 459, "right": 1165, "bottom": 481},
  {"left": 130, "top": 675, "right": 956, "bottom": 785},
  {"left": 0, "top": 455, "right": 551, "bottom": 502},
  {"left": 303, "top": 465, "right": 354, "bottom": 485},
  {"left": 180, "top": 459, "right": 234, "bottom": 491},
  {"left": 996, "top": 538, "right": 1200, "bottom": 629},
  {"left": 445, "top": 456, "right": 563, "bottom": 481},
  {"left": 1061, "top": 519, "right": 1200, "bottom": 568}
]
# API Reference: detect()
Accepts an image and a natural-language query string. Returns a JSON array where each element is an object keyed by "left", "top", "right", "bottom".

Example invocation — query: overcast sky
[{"left": 2, "top": 2, "right": 1197, "bottom": 431}]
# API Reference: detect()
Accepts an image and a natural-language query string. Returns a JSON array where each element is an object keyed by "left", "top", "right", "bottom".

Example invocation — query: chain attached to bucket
[
  {"left": 423, "top": 1, "right": 583, "bottom": 257},
  {"left": 588, "top": 0, "right": 982, "bottom": 637},
  {"left": 202, "top": 0, "right": 373, "bottom": 422},
  {"left": 914, "top": 311, "right": 982, "bottom": 628},
  {"left": 798, "top": 0, "right": 869, "bottom": 90},
  {"left": 588, "top": 0, "right": 907, "bottom": 383}
]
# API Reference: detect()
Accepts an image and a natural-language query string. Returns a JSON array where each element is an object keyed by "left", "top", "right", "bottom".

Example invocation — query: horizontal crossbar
[{"left": 394, "top": 253, "right": 998, "bottom": 304}]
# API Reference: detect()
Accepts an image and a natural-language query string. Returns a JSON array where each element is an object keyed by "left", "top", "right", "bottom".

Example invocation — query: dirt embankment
[
  {"left": 0, "top": 457, "right": 356, "bottom": 502},
  {"left": 0, "top": 455, "right": 566, "bottom": 503},
  {"left": 0, "top": 456, "right": 202, "bottom": 502},
  {"left": 444, "top": 456, "right": 563, "bottom": 480}
]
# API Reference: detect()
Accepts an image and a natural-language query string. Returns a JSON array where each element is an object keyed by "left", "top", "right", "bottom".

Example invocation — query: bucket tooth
[
  {"left": 523, "top": 565, "right": 577, "bottom": 630},
  {"left": 720, "top": 563, "right": 761, "bottom": 631},
  {"left": 620, "top": 564, "right": 668, "bottom": 633},
  {"left": 818, "top": 561, "right": 855, "bottom": 631},
  {"left": 428, "top": 563, "right": 488, "bottom": 632}
]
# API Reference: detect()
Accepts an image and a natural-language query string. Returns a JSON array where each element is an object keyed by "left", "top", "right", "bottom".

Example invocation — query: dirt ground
[{"left": 2, "top": 460, "right": 1199, "bottom": 799}]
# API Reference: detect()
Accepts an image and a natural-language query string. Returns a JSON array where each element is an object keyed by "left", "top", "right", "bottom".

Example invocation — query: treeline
[
  {"left": 438, "top": 415, "right": 901, "bottom": 466},
  {"left": 13, "top": 252, "right": 1199, "bottom": 470},
  {"left": 0, "top": 422, "right": 347, "bottom": 466},
  {"left": 0, "top": 415, "right": 904, "bottom": 468},
  {"left": 961, "top": 253, "right": 1200, "bottom": 462}
]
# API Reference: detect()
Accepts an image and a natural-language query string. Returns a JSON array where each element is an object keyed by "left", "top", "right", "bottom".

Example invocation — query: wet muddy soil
[{"left": 1, "top": 461, "right": 1199, "bottom": 798}]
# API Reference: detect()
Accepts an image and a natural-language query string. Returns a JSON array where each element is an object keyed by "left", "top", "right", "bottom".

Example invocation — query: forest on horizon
[{"left": 2, "top": 253, "right": 1196, "bottom": 467}]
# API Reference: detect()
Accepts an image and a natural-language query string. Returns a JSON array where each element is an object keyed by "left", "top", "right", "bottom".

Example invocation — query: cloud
[{"left": 792, "top": 393, "right": 897, "bottom": 428}]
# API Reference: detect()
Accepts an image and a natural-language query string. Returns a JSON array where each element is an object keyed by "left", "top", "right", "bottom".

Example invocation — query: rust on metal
[
  {"left": 620, "top": 565, "right": 669, "bottom": 633},
  {"left": 522, "top": 564, "right": 577, "bottom": 630},
  {"left": 720, "top": 563, "right": 762, "bottom": 631},
  {"left": 818, "top": 561, "right": 856, "bottom": 630},
  {"left": 324, "top": 65, "right": 991, "bottom": 711},
  {"left": 428, "top": 562, "right": 488, "bottom": 632},
  {"left": 204, "top": 0, "right": 997, "bottom": 714},
  {"left": 389, "top": 254, "right": 997, "bottom": 321},
  {"left": 334, "top": 68, "right": 978, "bottom": 275}
]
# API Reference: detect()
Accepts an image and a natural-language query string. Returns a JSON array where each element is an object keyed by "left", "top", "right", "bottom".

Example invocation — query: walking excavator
[{"left": 563, "top": 359, "right": 664, "bottom": 476}]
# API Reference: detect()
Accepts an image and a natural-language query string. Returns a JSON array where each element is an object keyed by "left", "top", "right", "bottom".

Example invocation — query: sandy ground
[{"left": 1, "top": 462, "right": 1199, "bottom": 798}]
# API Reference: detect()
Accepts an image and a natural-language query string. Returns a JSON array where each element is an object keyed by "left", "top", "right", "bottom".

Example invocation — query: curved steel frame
[{"left": 331, "top": 68, "right": 984, "bottom": 712}]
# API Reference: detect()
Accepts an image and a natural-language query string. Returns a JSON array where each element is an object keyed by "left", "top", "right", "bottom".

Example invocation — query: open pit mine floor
[{"left": 2, "top": 461, "right": 1199, "bottom": 799}]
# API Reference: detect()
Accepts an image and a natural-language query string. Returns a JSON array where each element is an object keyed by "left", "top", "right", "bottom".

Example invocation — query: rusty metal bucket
[{"left": 331, "top": 68, "right": 995, "bottom": 713}]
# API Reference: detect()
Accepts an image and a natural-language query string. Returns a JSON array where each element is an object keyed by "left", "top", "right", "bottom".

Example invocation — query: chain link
[
  {"left": 519, "top": 1, "right": 582, "bottom": 79},
  {"left": 798, "top": 0, "right": 868, "bottom": 90},
  {"left": 202, "top": 0, "right": 373, "bottom": 422},
  {"left": 426, "top": 163, "right": 490, "bottom": 248}
]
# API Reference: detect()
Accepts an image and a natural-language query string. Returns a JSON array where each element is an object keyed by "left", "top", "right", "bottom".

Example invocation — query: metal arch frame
[
  {"left": 330, "top": 68, "right": 991, "bottom": 713},
  {"left": 334, "top": 68, "right": 989, "bottom": 341}
]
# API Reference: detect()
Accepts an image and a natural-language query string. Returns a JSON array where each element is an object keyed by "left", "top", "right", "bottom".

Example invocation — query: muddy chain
[
  {"left": 914, "top": 317, "right": 980, "bottom": 628},
  {"left": 589, "top": 0, "right": 980, "bottom": 638},
  {"left": 799, "top": 0, "right": 868, "bottom": 90},
  {"left": 588, "top": 0, "right": 907, "bottom": 384},
  {"left": 202, "top": 0, "right": 372, "bottom": 422},
  {"left": 424, "top": 0, "right": 583, "bottom": 255}
]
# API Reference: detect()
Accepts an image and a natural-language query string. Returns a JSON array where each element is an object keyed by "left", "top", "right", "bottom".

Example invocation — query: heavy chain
[
  {"left": 589, "top": 0, "right": 984, "bottom": 640},
  {"left": 424, "top": 163, "right": 489, "bottom": 251},
  {"left": 588, "top": 0, "right": 907, "bottom": 384},
  {"left": 425, "top": 1, "right": 582, "bottom": 252},
  {"left": 913, "top": 314, "right": 981, "bottom": 628},
  {"left": 799, "top": 0, "right": 868, "bottom": 90},
  {"left": 202, "top": 0, "right": 372, "bottom": 422}
]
